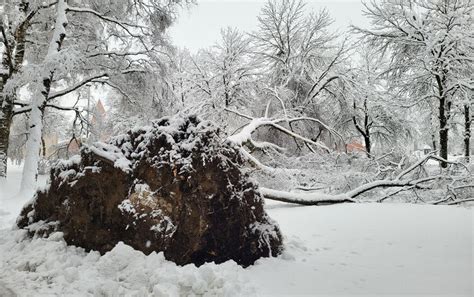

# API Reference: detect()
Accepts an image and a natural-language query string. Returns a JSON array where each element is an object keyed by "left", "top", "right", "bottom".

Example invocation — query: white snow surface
[
  {"left": 1, "top": 162, "right": 473, "bottom": 296},
  {"left": 0, "top": 231, "right": 252, "bottom": 297}
]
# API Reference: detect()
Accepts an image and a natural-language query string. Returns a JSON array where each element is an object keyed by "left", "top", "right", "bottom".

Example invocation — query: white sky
[{"left": 169, "top": 0, "right": 369, "bottom": 52}]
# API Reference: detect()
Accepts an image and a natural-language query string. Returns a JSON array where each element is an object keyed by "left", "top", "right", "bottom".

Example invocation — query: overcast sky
[{"left": 169, "top": 0, "right": 369, "bottom": 52}]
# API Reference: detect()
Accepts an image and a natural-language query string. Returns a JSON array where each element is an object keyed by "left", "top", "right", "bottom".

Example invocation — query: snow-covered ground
[
  {"left": 0, "top": 162, "right": 49, "bottom": 229},
  {"left": 1, "top": 163, "right": 473, "bottom": 296}
]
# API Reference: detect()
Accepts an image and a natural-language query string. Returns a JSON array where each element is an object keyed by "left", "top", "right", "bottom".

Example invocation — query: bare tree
[
  {"left": 353, "top": 0, "right": 474, "bottom": 167},
  {"left": 250, "top": 0, "right": 345, "bottom": 104},
  {"left": 335, "top": 47, "right": 413, "bottom": 157}
]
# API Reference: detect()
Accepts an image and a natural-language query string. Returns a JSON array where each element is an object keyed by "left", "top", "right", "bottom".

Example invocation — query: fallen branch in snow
[
  {"left": 431, "top": 182, "right": 474, "bottom": 205},
  {"left": 260, "top": 176, "right": 439, "bottom": 206},
  {"left": 377, "top": 186, "right": 418, "bottom": 203},
  {"left": 446, "top": 198, "right": 474, "bottom": 205},
  {"left": 432, "top": 196, "right": 474, "bottom": 205},
  {"left": 224, "top": 105, "right": 470, "bottom": 206},
  {"left": 259, "top": 187, "right": 355, "bottom": 205},
  {"left": 259, "top": 154, "right": 469, "bottom": 206}
]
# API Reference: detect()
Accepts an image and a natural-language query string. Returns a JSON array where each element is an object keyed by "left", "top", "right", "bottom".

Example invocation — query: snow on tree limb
[
  {"left": 259, "top": 153, "right": 469, "bottom": 206},
  {"left": 222, "top": 108, "right": 467, "bottom": 207},
  {"left": 259, "top": 187, "right": 355, "bottom": 205},
  {"left": 238, "top": 148, "right": 276, "bottom": 173},
  {"left": 225, "top": 108, "right": 333, "bottom": 153},
  {"left": 48, "top": 73, "right": 109, "bottom": 100}
]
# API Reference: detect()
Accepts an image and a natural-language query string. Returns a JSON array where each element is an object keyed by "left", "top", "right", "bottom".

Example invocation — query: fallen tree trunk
[
  {"left": 260, "top": 187, "right": 355, "bottom": 205},
  {"left": 225, "top": 107, "right": 470, "bottom": 206},
  {"left": 259, "top": 154, "right": 467, "bottom": 206},
  {"left": 259, "top": 177, "right": 437, "bottom": 206}
]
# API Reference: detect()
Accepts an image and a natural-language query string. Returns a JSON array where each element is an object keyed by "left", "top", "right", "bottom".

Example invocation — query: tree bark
[
  {"left": 21, "top": 0, "right": 68, "bottom": 193},
  {"left": 41, "top": 136, "right": 46, "bottom": 158},
  {"left": 363, "top": 133, "right": 371, "bottom": 157},
  {"left": 352, "top": 99, "right": 372, "bottom": 158},
  {"left": 438, "top": 96, "right": 449, "bottom": 167},
  {"left": 0, "top": 78, "right": 13, "bottom": 178},
  {"left": 352, "top": 115, "right": 371, "bottom": 158},
  {"left": 436, "top": 71, "right": 450, "bottom": 168},
  {"left": 0, "top": 2, "right": 36, "bottom": 177},
  {"left": 431, "top": 133, "right": 437, "bottom": 151},
  {"left": 464, "top": 104, "right": 471, "bottom": 163}
]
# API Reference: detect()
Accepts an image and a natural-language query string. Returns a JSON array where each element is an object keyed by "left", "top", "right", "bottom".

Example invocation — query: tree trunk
[
  {"left": 223, "top": 74, "right": 230, "bottom": 107},
  {"left": 41, "top": 136, "right": 46, "bottom": 158},
  {"left": 21, "top": 103, "right": 45, "bottom": 192},
  {"left": 438, "top": 96, "right": 449, "bottom": 168},
  {"left": 352, "top": 99, "right": 372, "bottom": 158},
  {"left": 464, "top": 104, "right": 471, "bottom": 163},
  {"left": 0, "top": 4, "right": 34, "bottom": 178},
  {"left": 20, "top": 0, "right": 68, "bottom": 193},
  {"left": 0, "top": 79, "right": 13, "bottom": 178},
  {"left": 364, "top": 133, "right": 371, "bottom": 158}
]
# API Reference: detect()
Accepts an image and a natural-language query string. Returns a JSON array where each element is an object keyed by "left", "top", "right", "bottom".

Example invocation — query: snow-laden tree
[
  {"left": 250, "top": 0, "right": 347, "bottom": 105},
  {"left": 169, "top": 28, "right": 260, "bottom": 129},
  {"left": 0, "top": 0, "right": 54, "bottom": 177},
  {"left": 353, "top": 0, "right": 474, "bottom": 167},
  {"left": 169, "top": 48, "right": 194, "bottom": 106},
  {"left": 209, "top": 27, "right": 258, "bottom": 109},
  {"left": 0, "top": 0, "right": 190, "bottom": 192},
  {"left": 243, "top": 0, "right": 351, "bottom": 152},
  {"left": 333, "top": 47, "right": 414, "bottom": 157}
]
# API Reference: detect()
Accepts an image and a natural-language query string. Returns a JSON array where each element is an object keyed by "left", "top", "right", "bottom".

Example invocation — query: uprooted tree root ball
[{"left": 17, "top": 115, "right": 283, "bottom": 267}]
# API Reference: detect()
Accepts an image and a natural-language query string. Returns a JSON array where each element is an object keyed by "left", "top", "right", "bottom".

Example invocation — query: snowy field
[{"left": 0, "top": 163, "right": 473, "bottom": 296}]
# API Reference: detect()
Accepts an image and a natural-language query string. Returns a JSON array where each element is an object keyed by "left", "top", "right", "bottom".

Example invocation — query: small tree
[{"left": 338, "top": 47, "right": 413, "bottom": 157}]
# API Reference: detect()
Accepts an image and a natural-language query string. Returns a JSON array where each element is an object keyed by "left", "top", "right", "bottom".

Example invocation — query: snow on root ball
[{"left": 17, "top": 115, "right": 282, "bottom": 267}]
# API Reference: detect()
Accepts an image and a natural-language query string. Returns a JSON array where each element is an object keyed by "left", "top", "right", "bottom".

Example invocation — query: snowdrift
[{"left": 17, "top": 115, "right": 282, "bottom": 266}]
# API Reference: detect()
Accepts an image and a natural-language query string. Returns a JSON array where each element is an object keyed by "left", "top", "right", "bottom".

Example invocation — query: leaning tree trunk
[
  {"left": 464, "top": 104, "right": 471, "bottom": 163},
  {"left": 20, "top": 0, "right": 68, "bottom": 193}
]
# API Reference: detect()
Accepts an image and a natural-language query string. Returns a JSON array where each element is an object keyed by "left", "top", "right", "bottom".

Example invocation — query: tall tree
[
  {"left": 353, "top": 0, "right": 474, "bottom": 167},
  {"left": 1, "top": 0, "right": 189, "bottom": 191},
  {"left": 0, "top": 0, "right": 55, "bottom": 177},
  {"left": 20, "top": 0, "right": 69, "bottom": 192},
  {"left": 212, "top": 27, "right": 256, "bottom": 108}
]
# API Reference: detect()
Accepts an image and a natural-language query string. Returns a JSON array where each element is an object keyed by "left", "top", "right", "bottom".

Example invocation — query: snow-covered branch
[
  {"left": 48, "top": 73, "right": 109, "bottom": 100},
  {"left": 225, "top": 108, "right": 333, "bottom": 153},
  {"left": 66, "top": 6, "right": 145, "bottom": 38},
  {"left": 259, "top": 187, "right": 355, "bottom": 205},
  {"left": 259, "top": 153, "right": 468, "bottom": 206}
]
